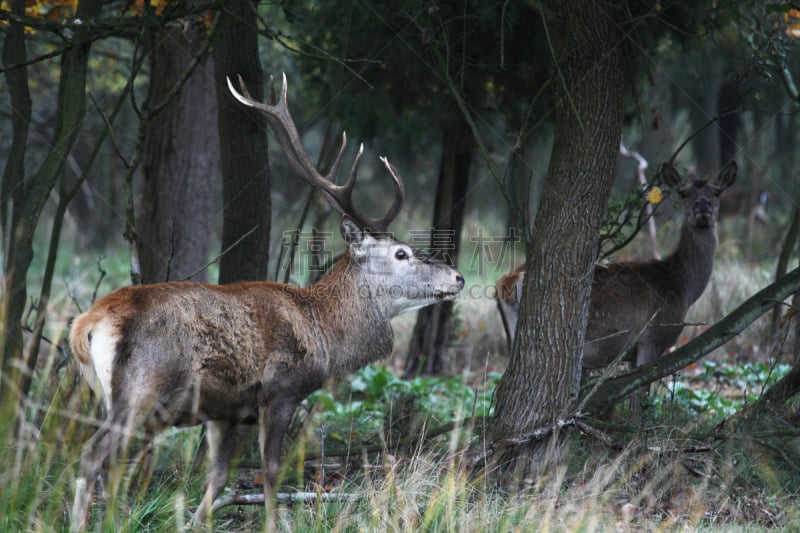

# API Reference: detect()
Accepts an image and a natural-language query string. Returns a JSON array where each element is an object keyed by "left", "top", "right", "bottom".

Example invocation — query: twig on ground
[{"left": 210, "top": 491, "right": 361, "bottom": 513}]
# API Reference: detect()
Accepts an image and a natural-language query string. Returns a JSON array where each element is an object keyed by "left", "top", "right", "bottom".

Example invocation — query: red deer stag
[
  {"left": 70, "top": 74, "right": 465, "bottom": 531},
  {"left": 496, "top": 161, "right": 737, "bottom": 370}
]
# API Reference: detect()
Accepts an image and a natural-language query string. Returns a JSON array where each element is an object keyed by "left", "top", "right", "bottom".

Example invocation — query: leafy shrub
[
  {"left": 658, "top": 360, "right": 792, "bottom": 417},
  {"left": 302, "top": 365, "right": 501, "bottom": 448}
]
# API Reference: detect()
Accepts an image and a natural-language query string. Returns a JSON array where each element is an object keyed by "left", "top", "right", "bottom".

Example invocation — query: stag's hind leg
[
  {"left": 193, "top": 420, "right": 238, "bottom": 526},
  {"left": 72, "top": 423, "right": 111, "bottom": 531},
  {"left": 71, "top": 408, "right": 141, "bottom": 532}
]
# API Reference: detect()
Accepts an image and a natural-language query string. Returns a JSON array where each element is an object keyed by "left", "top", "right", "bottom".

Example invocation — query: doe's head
[{"left": 661, "top": 160, "right": 737, "bottom": 228}]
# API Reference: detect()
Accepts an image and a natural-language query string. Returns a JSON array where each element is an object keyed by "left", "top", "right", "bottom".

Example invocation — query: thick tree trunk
[
  {"left": 489, "top": 2, "right": 624, "bottom": 476},
  {"left": 213, "top": 0, "right": 271, "bottom": 284},
  {"left": 404, "top": 120, "right": 472, "bottom": 376},
  {"left": 138, "top": 26, "right": 218, "bottom": 284}
]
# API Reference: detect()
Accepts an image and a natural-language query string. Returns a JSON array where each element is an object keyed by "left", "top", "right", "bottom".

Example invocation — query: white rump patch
[{"left": 87, "top": 320, "right": 117, "bottom": 410}]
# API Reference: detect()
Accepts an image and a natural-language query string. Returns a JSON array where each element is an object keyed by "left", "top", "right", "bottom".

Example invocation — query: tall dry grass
[{"left": 2, "top": 216, "right": 796, "bottom": 531}]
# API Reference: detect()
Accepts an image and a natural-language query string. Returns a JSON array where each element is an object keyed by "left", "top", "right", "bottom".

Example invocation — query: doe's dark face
[{"left": 689, "top": 185, "right": 717, "bottom": 227}]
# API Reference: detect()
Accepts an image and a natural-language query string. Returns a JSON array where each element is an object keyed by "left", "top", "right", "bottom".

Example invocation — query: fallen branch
[
  {"left": 467, "top": 416, "right": 578, "bottom": 467},
  {"left": 574, "top": 419, "right": 623, "bottom": 449},
  {"left": 237, "top": 416, "right": 484, "bottom": 470},
  {"left": 210, "top": 491, "right": 361, "bottom": 513}
]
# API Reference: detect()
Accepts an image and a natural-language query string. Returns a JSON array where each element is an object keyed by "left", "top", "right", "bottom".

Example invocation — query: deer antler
[{"left": 227, "top": 73, "right": 405, "bottom": 233}]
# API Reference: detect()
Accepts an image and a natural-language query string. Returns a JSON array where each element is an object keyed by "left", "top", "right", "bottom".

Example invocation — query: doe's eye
[{"left": 395, "top": 249, "right": 409, "bottom": 260}]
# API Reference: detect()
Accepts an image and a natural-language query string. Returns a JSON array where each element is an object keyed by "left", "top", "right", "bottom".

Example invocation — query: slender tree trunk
[
  {"left": 213, "top": 0, "right": 271, "bottom": 284},
  {"left": 489, "top": 2, "right": 624, "bottom": 477},
  {"left": 0, "top": 0, "right": 104, "bottom": 408},
  {"left": 138, "top": 26, "right": 218, "bottom": 284},
  {"left": 688, "top": 56, "right": 723, "bottom": 175},
  {"left": 404, "top": 120, "right": 472, "bottom": 376},
  {"left": 0, "top": 0, "right": 29, "bottom": 254},
  {"left": 0, "top": 0, "right": 31, "bottom": 407},
  {"left": 717, "top": 78, "right": 741, "bottom": 168}
]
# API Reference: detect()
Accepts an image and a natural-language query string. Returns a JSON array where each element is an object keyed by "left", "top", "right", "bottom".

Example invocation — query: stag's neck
[
  {"left": 307, "top": 255, "right": 394, "bottom": 376},
  {"left": 666, "top": 223, "right": 718, "bottom": 306}
]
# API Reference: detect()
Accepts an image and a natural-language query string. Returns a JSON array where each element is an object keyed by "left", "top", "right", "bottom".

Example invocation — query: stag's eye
[{"left": 395, "top": 249, "right": 409, "bottom": 260}]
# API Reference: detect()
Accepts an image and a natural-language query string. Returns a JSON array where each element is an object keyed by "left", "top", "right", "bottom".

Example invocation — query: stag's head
[
  {"left": 227, "top": 74, "right": 464, "bottom": 317},
  {"left": 662, "top": 161, "right": 738, "bottom": 228},
  {"left": 340, "top": 217, "right": 464, "bottom": 316}
]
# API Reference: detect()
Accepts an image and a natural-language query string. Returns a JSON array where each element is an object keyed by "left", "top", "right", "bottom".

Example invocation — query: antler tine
[
  {"left": 227, "top": 73, "right": 406, "bottom": 232},
  {"left": 372, "top": 157, "right": 406, "bottom": 231},
  {"left": 325, "top": 132, "right": 348, "bottom": 185},
  {"left": 227, "top": 74, "right": 349, "bottom": 216},
  {"left": 337, "top": 148, "right": 404, "bottom": 233}
]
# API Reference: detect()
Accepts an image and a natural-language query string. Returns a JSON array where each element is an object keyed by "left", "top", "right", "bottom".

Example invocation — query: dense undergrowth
[
  {"left": 3, "top": 350, "right": 800, "bottom": 531},
  {"left": 4, "top": 228, "right": 800, "bottom": 531}
]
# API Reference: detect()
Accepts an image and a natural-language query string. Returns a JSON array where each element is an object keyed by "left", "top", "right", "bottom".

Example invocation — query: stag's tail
[{"left": 69, "top": 312, "right": 97, "bottom": 366}]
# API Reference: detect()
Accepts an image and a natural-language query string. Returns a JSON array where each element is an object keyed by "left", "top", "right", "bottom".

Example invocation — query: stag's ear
[
  {"left": 712, "top": 160, "right": 737, "bottom": 190},
  {"left": 341, "top": 215, "right": 375, "bottom": 262},
  {"left": 660, "top": 163, "right": 684, "bottom": 190},
  {"left": 341, "top": 215, "right": 366, "bottom": 245}
]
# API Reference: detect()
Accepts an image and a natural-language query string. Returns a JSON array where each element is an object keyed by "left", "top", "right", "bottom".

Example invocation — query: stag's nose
[{"left": 455, "top": 273, "right": 465, "bottom": 290}]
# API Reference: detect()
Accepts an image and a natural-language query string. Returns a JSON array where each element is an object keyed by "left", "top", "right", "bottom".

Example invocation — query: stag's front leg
[
  {"left": 258, "top": 401, "right": 296, "bottom": 532},
  {"left": 193, "top": 420, "right": 237, "bottom": 527}
]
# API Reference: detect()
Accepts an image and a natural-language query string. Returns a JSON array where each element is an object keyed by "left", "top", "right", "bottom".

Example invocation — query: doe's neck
[{"left": 666, "top": 222, "right": 718, "bottom": 306}]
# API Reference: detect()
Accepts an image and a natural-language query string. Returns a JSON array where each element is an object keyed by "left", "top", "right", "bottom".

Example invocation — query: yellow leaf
[{"left": 646, "top": 186, "right": 663, "bottom": 205}]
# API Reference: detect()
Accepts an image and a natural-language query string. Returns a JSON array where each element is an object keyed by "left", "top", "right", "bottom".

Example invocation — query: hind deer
[
  {"left": 70, "top": 75, "right": 465, "bottom": 531},
  {"left": 496, "top": 161, "right": 737, "bottom": 371}
]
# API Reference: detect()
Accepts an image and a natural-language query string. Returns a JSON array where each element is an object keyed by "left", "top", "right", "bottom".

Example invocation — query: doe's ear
[
  {"left": 660, "top": 163, "right": 684, "bottom": 190},
  {"left": 712, "top": 160, "right": 737, "bottom": 190},
  {"left": 340, "top": 215, "right": 365, "bottom": 245}
]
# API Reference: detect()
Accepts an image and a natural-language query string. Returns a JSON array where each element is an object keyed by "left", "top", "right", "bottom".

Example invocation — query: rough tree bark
[
  {"left": 489, "top": 2, "right": 624, "bottom": 476},
  {"left": 213, "top": 0, "right": 271, "bottom": 284},
  {"left": 404, "top": 120, "right": 472, "bottom": 376},
  {"left": 137, "top": 25, "right": 218, "bottom": 284}
]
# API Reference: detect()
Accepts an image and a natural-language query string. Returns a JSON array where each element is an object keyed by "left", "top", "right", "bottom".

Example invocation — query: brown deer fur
[
  {"left": 70, "top": 78, "right": 465, "bottom": 531},
  {"left": 496, "top": 161, "right": 737, "bottom": 369}
]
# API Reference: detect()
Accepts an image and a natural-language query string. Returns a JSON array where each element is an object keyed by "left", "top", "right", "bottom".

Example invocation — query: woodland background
[{"left": 3, "top": 0, "right": 800, "bottom": 531}]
